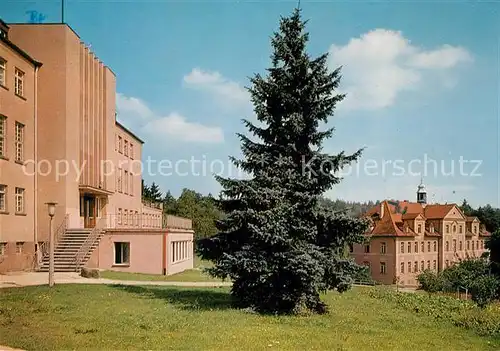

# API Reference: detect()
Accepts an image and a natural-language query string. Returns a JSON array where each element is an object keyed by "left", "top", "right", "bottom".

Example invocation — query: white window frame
[
  {"left": 380, "top": 262, "right": 386, "bottom": 274},
  {"left": 0, "top": 184, "right": 6, "bottom": 212},
  {"left": 14, "top": 68, "right": 24, "bottom": 97},
  {"left": 0, "top": 57, "right": 5, "bottom": 86},
  {"left": 124, "top": 170, "right": 128, "bottom": 194},
  {"left": 124, "top": 140, "right": 128, "bottom": 157},
  {"left": 15, "top": 122, "right": 24, "bottom": 162},
  {"left": 380, "top": 242, "right": 386, "bottom": 254},
  {"left": 0, "top": 242, "right": 6, "bottom": 255},
  {"left": 113, "top": 242, "right": 130, "bottom": 265},
  {"left": 15, "top": 187, "right": 24, "bottom": 214},
  {"left": 15, "top": 242, "right": 23, "bottom": 254}
]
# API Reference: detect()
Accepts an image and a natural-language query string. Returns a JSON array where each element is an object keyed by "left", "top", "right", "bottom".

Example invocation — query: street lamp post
[{"left": 46, "top": 202, "right": 57, "bottom": 287}]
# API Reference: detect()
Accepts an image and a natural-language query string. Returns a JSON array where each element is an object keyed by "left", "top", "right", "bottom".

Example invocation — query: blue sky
[{"left": 2, "top": 0, "right": 499, "bottom": 207}]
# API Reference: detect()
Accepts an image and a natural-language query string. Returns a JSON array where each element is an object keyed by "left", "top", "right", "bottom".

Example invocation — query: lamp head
[{"left": 45, "top": 202, "right": 57, "bottom": 217}]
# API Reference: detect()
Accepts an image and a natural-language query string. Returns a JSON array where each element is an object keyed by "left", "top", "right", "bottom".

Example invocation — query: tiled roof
[
  {"left": 367, "top": 201, "right": 414, "bottom": 237},
  {"left": 466, "top": 216, "right": 479, "bottom": 222},
  {"left": 423, "top": 204, "right": 456, "bottom": 219}
]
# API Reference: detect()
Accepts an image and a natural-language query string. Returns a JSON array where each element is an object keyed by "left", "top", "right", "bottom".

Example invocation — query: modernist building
[
  {"left": 351, "top": 181, "right": 490, "bottom": 286},
  {"left": 0, "top": 20, "right": 194, "bottom": 275}
]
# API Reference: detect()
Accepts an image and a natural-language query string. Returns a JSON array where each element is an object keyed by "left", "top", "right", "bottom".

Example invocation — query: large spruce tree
[{"left": 197, "top": 9, "right": 369, "bottom": 314}]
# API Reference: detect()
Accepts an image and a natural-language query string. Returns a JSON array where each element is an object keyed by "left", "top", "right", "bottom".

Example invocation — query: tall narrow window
[
  {"left": 380, "top": 262, "right": 386, "bottom": 274},
  {"left": 408, "top": 242, "right": 411, "bottom": 253},
  {"left": 400, "top": 242, "right": 404, "bottom": 253},
  {"left": 421, "top": 241, "right": 424, "bottom": 252},
  {"left": 129, "top": 172, "right": 133, "bottom": 196},
  {"left": 16, "top": 242, "right": 23, "bottom": 254},
  {"left": 0, "top": 57, "right": 5, "bottom": 86},
  {"left": 446, "top": 225, "right": 450, "bottom": 233},
  {"left": 380, "top": 242, "right": 386, "bottom": 254},
  {"left": 118, "top": 168, "right": 122, "bottom": 192},
  {"left": 124, "top": 140, "right": 129, "bottom": 157},
  {"left": 433, "top": 260, "right": 436, "bottom": 270},
  {"left": 15, "top": 122, "right": 24, "bottom": 162},
  {"left": 400, "top": 262, "right": 404, "bottom": 273},
  {"left": 446, "top": 241, "right": 449, "bottom": 251},
  {"left": 408, "top": 262, "right": 411, "bottom": 273},
  {"left": 130, "top": 143, "right": 134, "bottom": 159},
  {"left": 414, "top": 261, "right": 418, "bottom": 272},
  {"left": 414, "top": 242, "right": 418, "bottom": 253},
  {"left": 118, "top": 136, "right": 123, "bottom": 153},
  {"left": 427, "top": 241, "right": 430, "bottom": 252},
  {"left": 0, "top": 243, "right": 5, "bottom": 255},
  {"left": 14, "top": 68, "right": 24, "bottom": 97},
  {"left": 459, "top": 241, "right": 463, "bottom": 251},
  {"left": 453, "top": 239, "right": 457, "bottom": 252},
  {"left": 0, "top": 115, "right": 6, "bottom": 158},
  {"left": 459, "top": 225, "right": 463, "bottom": 233},
  {"left": 124, "top": 170, "right": 128, "bottom": 194},
  {"left": 15, "top": 187, "right": 24, "bottom": 213},
  {"left": 467, "top": 240, "right": 470, "bottom": 250},
  {"left": 433, "top": 241, "right": 437, "bottom": 252},
  {"left": 0, "top": 184, "right": 6, "bottom": 211},
  {"left": 364, "top": 244, "right": 370, "bottom": 253},
  {"left": 420, "top": 261, "right": 424, "bottom": 271},
  {"left": 427, "top": 260, "right": 430, "bottom": 269},
  {"left": 417, "top": 224, "right": 422, "bottom": 233}
]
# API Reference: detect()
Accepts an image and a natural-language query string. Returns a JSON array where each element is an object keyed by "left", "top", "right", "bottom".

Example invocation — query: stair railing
[
  {"left": 74, "top": 217, "right": 106, "bottom": 271},
  {"left": 33, "top": 214, "right": 69, "bottom": 269}
]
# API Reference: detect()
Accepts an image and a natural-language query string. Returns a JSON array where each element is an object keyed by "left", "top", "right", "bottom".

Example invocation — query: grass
[
  {"left": 1, "top": 285, "right": 499, "bottom": 350},
  {"left": 99, "top": 256, "right": 222, "bottom": 282}
]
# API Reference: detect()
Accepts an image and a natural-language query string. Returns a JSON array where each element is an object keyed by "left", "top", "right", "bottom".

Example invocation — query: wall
[
  {"left": 352, "top": 237, "right": 396, "bottom": 285},
  {"left": 89, "top": 230, "right": 164, "bottom": 275},
  {"left": 167, "top": 229, "right": 194, "bottom": 275},
  {"left": 395, "top": 237, "right": 439, "bottom": 287},
  {"left": 0, "top": 37, "right": 37, "bottom": 271}
]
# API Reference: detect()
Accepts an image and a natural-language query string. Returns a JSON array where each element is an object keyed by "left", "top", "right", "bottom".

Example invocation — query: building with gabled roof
[{"left": 351, "top": 180, "right": 490, "bottom": 286}]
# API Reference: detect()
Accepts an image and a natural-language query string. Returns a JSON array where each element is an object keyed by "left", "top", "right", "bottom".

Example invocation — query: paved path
[{"left": 0, "top": 272, "right": 232, "bottom": 289}]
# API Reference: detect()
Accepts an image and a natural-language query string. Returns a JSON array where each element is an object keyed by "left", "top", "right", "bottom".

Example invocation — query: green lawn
[
  {"left": 99, "top": 257, "right": 221, "bottom": 282},
  {"left": 1, "top": 285, "right": 499, "bottom": 350}
]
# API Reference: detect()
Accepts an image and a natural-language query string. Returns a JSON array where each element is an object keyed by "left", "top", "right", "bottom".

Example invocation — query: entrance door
[{"left": 82, "top": 195, "right": 96, "bottom": 228}]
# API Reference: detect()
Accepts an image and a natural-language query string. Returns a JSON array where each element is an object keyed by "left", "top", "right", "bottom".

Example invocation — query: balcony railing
[{"left": 104, "top": 214, "right": 163, "bottom": 229}]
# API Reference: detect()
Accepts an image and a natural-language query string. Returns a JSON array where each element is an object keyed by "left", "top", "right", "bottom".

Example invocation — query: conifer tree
[{"left": 197, "top": 9, "right": 369, "bottom": 314}]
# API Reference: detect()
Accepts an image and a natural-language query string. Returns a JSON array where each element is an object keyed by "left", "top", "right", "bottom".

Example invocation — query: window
[
  {"left": 433, "top": 241, "right": 437, "bottom": 252},
  {"left": 467, "top": 240, "right": 470, "bottom": 250},
  {"left": 124, "top": 170, "right": 128, "bottom": 194},
  {"left": 129, "top": 172, "right": 133, "bottom": 196},
  {"left": 114, "top": 242, "right": 130, "bottom": 265},
  {"left": 446, "top": 241, "right": 449, "bottom": 251},
  {"left": 0, "top": 115, "right": 6, "bottom": 158},
  {"left": 480, "top": 241, "right": 483, "bottom": 249},
  {"left": 472, "top": 241, "right": 475, "bottom": 250},
  {"left": 477, "top": 240, "right": 479, "bottom": 250},
  {"left": 453, "top": 239, "right": 457, "bottom": 252},
  {"left": 421, "top": 241, "right": 424, "bottom": 253},
  {"left": 414, "top": 261, "right": 418, "bottom": 272},
  {"left": 380, "top": 242, "right": 386, "bottom": 254},
  {"left": 118, "top": 136, "right": 123, "bottom": 153},
  {"left": 408, "top": 262, "right": 412, "bottom": 273},
  {"left": 427, "top": 241, "right": 430, "bottom": 252},
  {"left": 0, "top": 57, "right": 5, "bottom": 86},
  {"left": 408, "top": 242, "right": 411, "bottom": 253},
  {"left": 14, "top": 68, "right": 24, "bottom": 97},
  {"left": 446, "top": 225, "right": 450, "bottom": 233},
  {"left": 421, "top": 261, "right": 424, "bottom": 271},
  {"left": 427, "top": 260, "right": 430, "bottom": 269},
  {"left": 364, "top": 244, "right": 370, "bottom": 253},
  {"left": 117, "top": 208, "right": 122, "bottom": 225},
  {"left": 459, "top": 225, "right": 463, "bottom": 234},
  {"left": 15, "top": 242, "right": 23, "bottom": 254},
  {"left": 417, "top": 224, "right": 422, "bottom": 233},
  {"left": 130, "top": 143, "right": 134, "bottom": 159},
  {"left": 380, "top": 262, "right": 386, "bottom": 275},
  {"left": 0, "top": 243, "right": 6, "bottom": 255},
  {"left": 124, "top": 209, "right": 128, "bottom": 225},
  {"left": 15, "top": 187, "right": 24, "bottom": 213},
  {"left": 414, "top": 242, "right": 418, "bottom": 253},
  {"left": 400, "top": 242, "right": 404, "bottom": 253},
  {"left": 15, "top": 122, "right": 24, "bottom": 162},
  {"left": 0, "top": 184, "right": 6, "bottom": 212},
  {"left": 134, "top": 210, "right": 139, "bottom": 227},
  {"left": 459, "top": 241, "right": 462, "bottom": 251},
  {"left": 473, "top": 226, "right": 477, "bottom": 234},
  {"left": 124, "top": 140, "right": 128, "bottom": 157},
  {"left": 117, "top": 168, "right": 122, "bottom": 192},
  {"left": 433, "top": 260, "right": 437, "bottom": 270},
  {"left": 400, "top": 262, "right": 405, "bottom": 273},
  {"left": 453, "top": 225, "right": 456, "bottom": 233}
]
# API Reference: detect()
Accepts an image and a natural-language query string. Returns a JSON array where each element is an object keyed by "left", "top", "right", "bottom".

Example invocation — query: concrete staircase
[{"left": 38, "top": 229, "right": 103, "bottom": 272}]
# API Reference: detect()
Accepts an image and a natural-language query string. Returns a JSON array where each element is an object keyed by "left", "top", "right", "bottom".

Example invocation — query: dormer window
[
  {"left": 430, "top": 223, "right": 434, "bottom": 233},
  {"left": 417, "top": 224, "right": 422, "bottom": 234}
]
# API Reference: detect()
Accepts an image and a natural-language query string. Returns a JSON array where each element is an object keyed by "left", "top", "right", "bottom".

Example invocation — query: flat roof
[
  {"left": 0, "top": 19, "right": 42, "bottom": 67},
  {"left": 116, "top": 120, "right": 145, "bottom": 144}
]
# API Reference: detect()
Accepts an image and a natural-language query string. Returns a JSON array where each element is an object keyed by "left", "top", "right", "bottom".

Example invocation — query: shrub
[
  {"left": 80, "top": 267, "right": 100, "bottom": 279},
  {"left": 469, "top": 275, "right": 500, "bottom": 308},
  {"left": 417, "top": 269, "right": 442, "bottom": 293}
]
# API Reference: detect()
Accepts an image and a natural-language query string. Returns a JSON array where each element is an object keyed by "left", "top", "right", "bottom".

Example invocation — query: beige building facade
[
  {"left": 0, "top": 21, "right": 194, "bottom": 274},
  {"left": 352, "top": 182, "right": 490, "bottom": 286}
]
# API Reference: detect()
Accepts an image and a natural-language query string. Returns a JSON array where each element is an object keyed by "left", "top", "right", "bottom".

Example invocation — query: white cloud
[
  {"left": 143, "top": 112, "right": 224, "bottom": 143},
  {"left": 183, "top": 68, "right": 250, "bottom": 109},
  {"left": 116, "top": 93, "right": 152, "bottom": 119},
  {"left": 116, "top": 93, "right": 224, "bottom": 144},
  {"left": 328, "top": 29, "right": 473, "bottom": 110}
]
